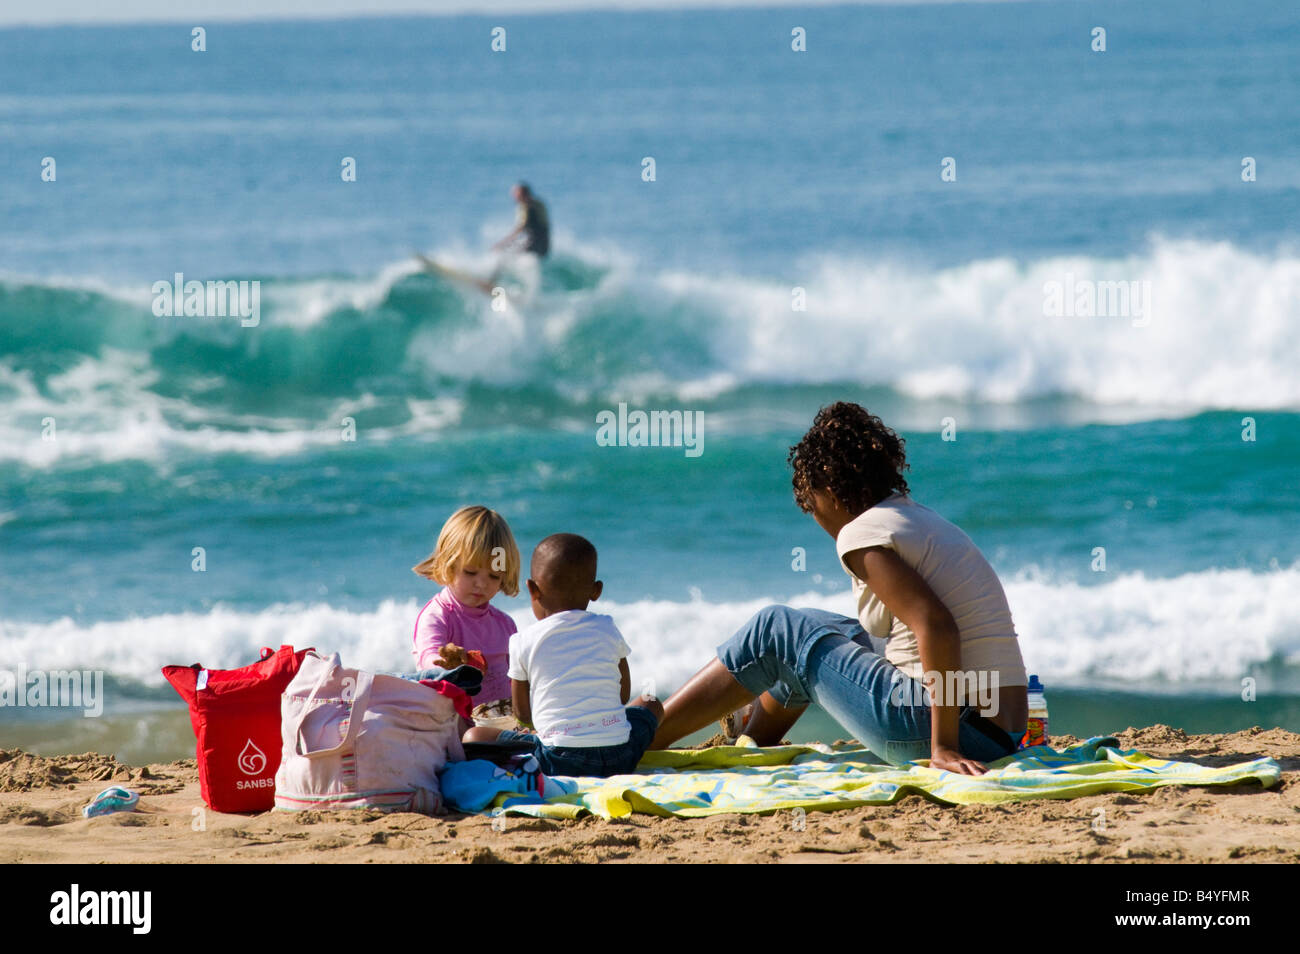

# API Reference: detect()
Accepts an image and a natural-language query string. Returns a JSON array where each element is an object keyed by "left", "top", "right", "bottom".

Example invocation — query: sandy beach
[{"left": 3, "top": 726, "right": 1295, "bottom": 865}]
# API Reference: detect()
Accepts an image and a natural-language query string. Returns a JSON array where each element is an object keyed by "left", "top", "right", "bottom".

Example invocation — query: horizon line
[{"left": 0, "top": 0, "right": 1040, "bottom": 31}]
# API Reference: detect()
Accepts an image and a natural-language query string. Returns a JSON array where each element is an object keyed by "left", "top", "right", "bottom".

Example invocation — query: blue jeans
[
  {"left": 717, "top": 605, "right": 1021, "bottom": 765},
  {"left": 497, "top": 706, "right": 659, "bottom": 778}
]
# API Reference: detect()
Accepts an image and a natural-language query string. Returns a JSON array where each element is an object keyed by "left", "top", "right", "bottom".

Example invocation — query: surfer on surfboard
[
  {"left": 416, "top": 181, "right": 548, "bottom": 297},
  {"left": 492, "top": 182, "right": 550, "bottom": 259}
]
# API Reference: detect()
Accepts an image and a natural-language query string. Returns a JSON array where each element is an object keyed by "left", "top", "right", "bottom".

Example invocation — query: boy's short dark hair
[{"left": 531, "top": 533, "right": 597, "bottom": 604}]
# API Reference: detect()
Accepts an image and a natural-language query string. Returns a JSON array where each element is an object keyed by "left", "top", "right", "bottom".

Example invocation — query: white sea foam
[
  {"left": 257, "top": 259, "right": 424, "bottom": 328},
  {"left": 658, "top": 237, "right": 1300, "bottom": 409},
  {"left": 0, "top": 356, "right": 295, "bottom": 466},
  {"left": 400, "top": 235, "right": 1300, "bottom": 410},
  {"left": 4, "top": 566, "right": 1297, "bottom": 692},
  {"left": 0, "top": 351, "right": 465, "bottom": 467},
  {"left": 1004, "top": 567, "right": 1300, "bottom": 686},
  {"left": 3, "top": 237, "right": 1296, "bottom": 468}
]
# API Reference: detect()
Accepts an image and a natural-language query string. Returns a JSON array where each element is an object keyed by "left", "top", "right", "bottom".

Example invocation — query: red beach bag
[{"left": 163, "top": 644, "right": 311, "bottom": 813}]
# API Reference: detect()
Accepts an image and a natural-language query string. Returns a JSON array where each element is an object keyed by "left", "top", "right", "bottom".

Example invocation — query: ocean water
[{"left": 3, "top": 1, "right": 1299, "bottom": 763}]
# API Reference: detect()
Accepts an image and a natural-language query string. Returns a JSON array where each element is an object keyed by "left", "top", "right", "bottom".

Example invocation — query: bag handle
[
  {"left": 260, "top": 643, "right": 307, "bottom": 661},
  {"left": 291, "top": 655, "right": 366, "bottom": 758}
]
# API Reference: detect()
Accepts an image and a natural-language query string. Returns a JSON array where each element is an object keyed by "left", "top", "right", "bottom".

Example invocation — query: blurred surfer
[
  {"left": 492, "top": 182, "right": 550, "bottom": 259},
  {"left": 420, "top": 181, "right": 548, "bottom": 295}
]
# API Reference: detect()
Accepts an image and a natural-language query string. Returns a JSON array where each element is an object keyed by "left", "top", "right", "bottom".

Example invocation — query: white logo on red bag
[{"left": 237, "top": 738, "right": 267, "bottom": 776}]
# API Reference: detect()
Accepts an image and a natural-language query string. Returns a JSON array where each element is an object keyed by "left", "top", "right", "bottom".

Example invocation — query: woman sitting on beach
[{"left": 650, "top": 401, "right": 1028, "bottom": 775}]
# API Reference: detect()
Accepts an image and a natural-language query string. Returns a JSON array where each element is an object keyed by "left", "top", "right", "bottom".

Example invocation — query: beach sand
[{"left": 3, "top": 725, "right": 1296, "bottom": 864}]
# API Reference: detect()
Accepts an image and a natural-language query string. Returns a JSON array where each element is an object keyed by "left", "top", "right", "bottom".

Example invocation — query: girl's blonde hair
[{"left": 412, "top": 506, "right": 521, "bottom": 597}]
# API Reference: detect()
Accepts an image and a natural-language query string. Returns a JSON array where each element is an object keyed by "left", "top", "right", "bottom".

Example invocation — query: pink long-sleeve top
[{"left": 413, "top": 587, "right": 516, "bottom": 704}]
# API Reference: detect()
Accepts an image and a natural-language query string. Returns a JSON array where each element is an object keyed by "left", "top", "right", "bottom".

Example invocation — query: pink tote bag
[{"left": 274, "top": 652, "right": 464, "bottom": 815}]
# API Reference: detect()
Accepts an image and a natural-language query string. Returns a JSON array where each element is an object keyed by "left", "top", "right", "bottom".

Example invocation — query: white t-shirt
[
  {"left": 507, "top": 610, "right": 632, "bottom": 747},
  {"left": 835, "top": 493, "right": 1027, "bottom": 687}
]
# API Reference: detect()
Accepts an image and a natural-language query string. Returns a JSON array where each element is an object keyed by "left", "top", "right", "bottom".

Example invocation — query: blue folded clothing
[
  {"left": 439, "top": 757, "right": 577, "bottom": 813},
  {"left": 392, "top": 664, "right": 484, "bottom": 696}
]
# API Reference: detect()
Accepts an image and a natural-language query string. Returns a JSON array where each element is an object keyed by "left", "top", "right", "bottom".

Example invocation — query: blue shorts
[{"left": 497, "top": 706, "right": 658, "bottom": 778}]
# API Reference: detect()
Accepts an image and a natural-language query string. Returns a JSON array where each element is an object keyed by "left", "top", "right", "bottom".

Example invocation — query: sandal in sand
[
  {"left": 83, "top": 786, "right": 140, "bottom": 818},
  {"left": 718, "top": 705, "right": 753, "bottom": 739}
]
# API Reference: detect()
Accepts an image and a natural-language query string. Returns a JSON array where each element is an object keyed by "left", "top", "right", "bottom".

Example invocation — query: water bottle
[{"left": 1021, "top": 674, "right": 1049, "bottom": 748}]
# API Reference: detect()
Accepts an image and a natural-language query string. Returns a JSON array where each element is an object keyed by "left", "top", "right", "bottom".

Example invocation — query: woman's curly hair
[{"left": 788, "top": 402, "right": 910, "bottom": 515}]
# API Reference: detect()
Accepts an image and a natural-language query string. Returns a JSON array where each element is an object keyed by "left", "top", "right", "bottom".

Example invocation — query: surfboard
[
  {"left": 415, "top": 251, "right": 529, "bottom": 336},
  {"left": 414, "top": 252, "right": 495, "bottom": 296}
]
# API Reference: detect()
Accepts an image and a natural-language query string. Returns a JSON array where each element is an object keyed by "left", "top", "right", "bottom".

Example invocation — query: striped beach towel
[{"left": 490, "top": 736, "right": 1281, "bottom": 820}]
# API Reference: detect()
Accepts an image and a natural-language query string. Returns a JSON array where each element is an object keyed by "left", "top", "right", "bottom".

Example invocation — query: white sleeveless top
[{"left": 835, "top": 493, "right": 1027, "bottom": 687}]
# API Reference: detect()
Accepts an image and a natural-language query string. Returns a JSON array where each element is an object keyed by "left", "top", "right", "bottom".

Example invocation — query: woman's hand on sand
[{"left": 929, "top": 745, "right": 988, "bottom": 775}]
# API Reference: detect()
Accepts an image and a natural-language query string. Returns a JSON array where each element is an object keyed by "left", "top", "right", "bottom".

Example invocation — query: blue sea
[{"left": 3, "top": 0, "right": 1299, "bottom": 762}]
